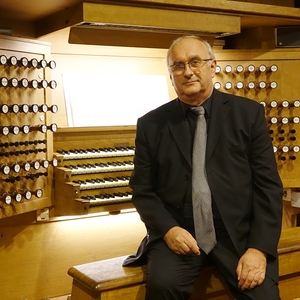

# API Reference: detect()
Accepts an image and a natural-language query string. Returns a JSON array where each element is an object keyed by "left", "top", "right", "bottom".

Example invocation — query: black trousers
[{"left": 145, "top": 239, "right": 280, "bottom": 300}]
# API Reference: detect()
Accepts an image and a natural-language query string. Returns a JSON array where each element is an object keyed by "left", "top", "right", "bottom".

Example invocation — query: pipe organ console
[
  {"left": 1, "top": 34, "right": 300, "bottom": 227},
  {"left": 53, "top": 127, "right": 136, "bottom": 216},
  {"left": 0, "top": 35, "right": 57, "bottom": 219}
]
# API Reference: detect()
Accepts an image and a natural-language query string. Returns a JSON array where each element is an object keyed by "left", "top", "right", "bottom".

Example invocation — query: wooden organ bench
[{"left": 67, "top": 227, "right": 300, "bottom": 300}]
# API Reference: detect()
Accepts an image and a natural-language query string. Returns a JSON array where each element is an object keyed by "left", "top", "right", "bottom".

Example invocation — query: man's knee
[
  {"left": 146, "top": 272, "right": 193, "bottom": 300},
  {"left": 231, "top": 276, "right": 280, "bottom": 300}
]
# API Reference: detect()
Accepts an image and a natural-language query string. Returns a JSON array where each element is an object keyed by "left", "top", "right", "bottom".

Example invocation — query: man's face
[{"left": 168, "top": 38, "right": 216, "bottom": 105}]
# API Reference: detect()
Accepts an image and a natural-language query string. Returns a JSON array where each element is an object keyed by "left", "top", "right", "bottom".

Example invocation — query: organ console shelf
[{"left": 53, "top": 126, "right": 136, "bottom": 216}]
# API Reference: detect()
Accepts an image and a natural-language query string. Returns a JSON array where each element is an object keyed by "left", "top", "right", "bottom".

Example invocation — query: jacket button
[{"left": 184, "top": 175, "right": 190, "bottom": 180}]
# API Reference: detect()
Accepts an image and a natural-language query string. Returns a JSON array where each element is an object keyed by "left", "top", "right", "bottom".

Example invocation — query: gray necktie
[{"left": 191, "top": 106, "right": 216, "bottom": 254}]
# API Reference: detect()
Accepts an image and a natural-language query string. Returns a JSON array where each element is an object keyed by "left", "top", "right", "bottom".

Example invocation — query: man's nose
[{"left": 183, "top": 62, "right": 194, "bottom": 76}]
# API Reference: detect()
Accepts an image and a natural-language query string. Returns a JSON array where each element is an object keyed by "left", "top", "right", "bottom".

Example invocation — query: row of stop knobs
[
  {"left": 0, "top": 124, "right": 57, "bottom": 135},
  {"left": 0, "top": 104, "right": 58, "bottom": 114},
  {"left": 273, "top": 145, "right": 299, "bottom": 161},
  {"left": 216, "top": 64, "right": 278, "bottom": 75},
  {"left": 0, "top": 55, "right": 56, "bottom": 69},
  {"left": 0, "top": 158, "right": 58, "bottom": 175},
  {"left": 214, "top": 81, "right": 277, "bottom": 90},
  {"left": 0, "top": 77, "right": 57, "bottom": 89},
  {"left": 0, "top": 189, "right": 44, "bottom": 205},
  {"left": 261, "top": 100, "right": 300, "bottom": 109}
]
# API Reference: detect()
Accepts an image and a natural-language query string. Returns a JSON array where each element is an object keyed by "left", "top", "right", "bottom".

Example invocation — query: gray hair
[{"left": 166, "top": 35, "right": 215, "bottom": 66}]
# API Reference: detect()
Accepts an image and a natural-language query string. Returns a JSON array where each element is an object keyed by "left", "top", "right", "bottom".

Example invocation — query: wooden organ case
[
  {"left": 53, "top": 126, "right": 136, "bottom": 216},
  {"left": 0, "top": 35, "right": 57, "bottom": 219}
]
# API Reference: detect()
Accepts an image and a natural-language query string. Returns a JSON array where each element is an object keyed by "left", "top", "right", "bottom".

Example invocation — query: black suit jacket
[{"left": 124, "top": 89, "right": 283, "bottom": 282}]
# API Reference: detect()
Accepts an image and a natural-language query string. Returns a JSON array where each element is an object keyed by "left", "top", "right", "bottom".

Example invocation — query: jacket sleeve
[
  {"left": 246, "top": 104, "right": 283, "bottom": 259},
  {"left": 129, "top": 117, "right": 180, "bottom": 239}
]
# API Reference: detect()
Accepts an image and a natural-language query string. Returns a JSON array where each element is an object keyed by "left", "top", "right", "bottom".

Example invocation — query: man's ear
[
  {"left": 169, "top": 74, "right": 174, "bottom": 87},
  {"left": 211, "top": 59, "right": 217, "bottom": 78}
]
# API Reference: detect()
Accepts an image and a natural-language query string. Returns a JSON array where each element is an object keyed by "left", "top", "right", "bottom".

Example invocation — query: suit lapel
[
  {"left": 167, "top": 99, "right": 192, "bottom": 167},
  {"left": 207, "top": 90, "right": 231, "bottom": 162},
  {"left": 165, "top": 92, "right": 231, "bottom": 167}
]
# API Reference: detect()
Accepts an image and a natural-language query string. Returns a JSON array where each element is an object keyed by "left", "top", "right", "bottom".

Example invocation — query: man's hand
[
  {"left": 236, "top": 248, "right": 267, "bottom": 290},
  {"left": 164, "top": 226, "right": 200, "bottom": 255}
]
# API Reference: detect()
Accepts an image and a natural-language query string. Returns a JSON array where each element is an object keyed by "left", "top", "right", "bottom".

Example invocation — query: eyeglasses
[{"left": 169, "top": 58, "right": 212, "bottom": 75}]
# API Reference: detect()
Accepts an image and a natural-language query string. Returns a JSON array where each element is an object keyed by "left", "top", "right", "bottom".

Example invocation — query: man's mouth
[{"left": 184, "top": 80, "right": 198, "bottom": 85}]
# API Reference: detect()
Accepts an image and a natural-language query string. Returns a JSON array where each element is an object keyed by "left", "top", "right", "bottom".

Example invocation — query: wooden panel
[
  {"left": 69, "top": 27, "right": 216, "bottom": 49},
  {"left": 80, "top": 3, "right": 239, "bottom": 34},
  {"left": 101, "top": 285, "right": 146, "bottom": 300},
  {"left": 279, "top": 251, "right": 300, "bottom": 276},
  {"left": 279, "top": 274, "right": 300, "bottom": 299},
  {"left": 53, "top": 127, "right": 136, "bottom": 151},
  {"left": 0, "top": 34, "right": 55, "bottom": 218},
  {"left": 36, "top": 2, "right": 240, "bottom": 38},
  {"left": 0, "top": 210, "right": 145, "bottom": 300},
  {"left": 282, "top": 199, "right": 300, "bottom": 228}
]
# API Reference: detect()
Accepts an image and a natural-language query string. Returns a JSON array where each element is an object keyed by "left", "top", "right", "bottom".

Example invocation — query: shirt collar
[{"left": 179, "top": 90, "right": 214, "bottom": 119}]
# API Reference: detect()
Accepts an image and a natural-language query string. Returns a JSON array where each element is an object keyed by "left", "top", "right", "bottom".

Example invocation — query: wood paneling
[
  {"left": 37, "top": 2, "right": 240, "bottom": 39},
  {"left": 0, "top": 211, "right": 145, "bottom": 300},
  {"left": 0, "top": 35, "right": 54, "bottom": 218}
]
